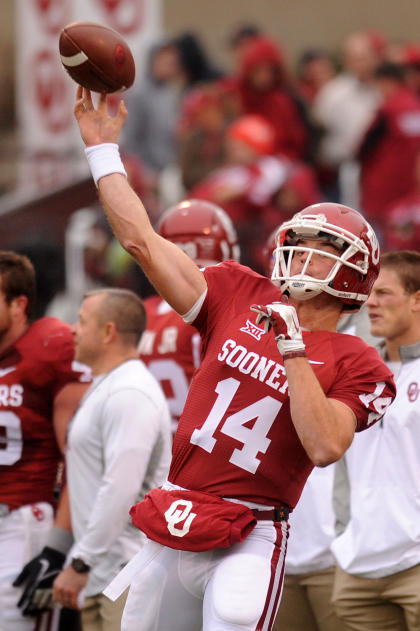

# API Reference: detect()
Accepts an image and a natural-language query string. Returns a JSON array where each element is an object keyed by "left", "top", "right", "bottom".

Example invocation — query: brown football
[{"left": 59, "top": 21, "right": 135, "bottom": 93}]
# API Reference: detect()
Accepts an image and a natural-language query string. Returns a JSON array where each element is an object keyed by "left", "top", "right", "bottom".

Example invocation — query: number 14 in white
[{"left": 190, "top": 377, "right": 283, "bottom": 474}]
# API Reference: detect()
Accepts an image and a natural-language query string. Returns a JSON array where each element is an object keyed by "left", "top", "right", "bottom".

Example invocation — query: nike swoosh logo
[
  {"left": 308, "top": 360, "right": 325, "bottom": 365},
  {"left": 38, "top": 558, "right": 50, "bottom": 579},
  {"left": 0, "top": 366, "right": 16, "bottom": 377}
]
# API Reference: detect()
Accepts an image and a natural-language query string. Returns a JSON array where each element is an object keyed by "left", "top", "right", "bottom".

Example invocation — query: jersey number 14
[{"left": 190, "top": 377, "right": 283, "bottom": 474}]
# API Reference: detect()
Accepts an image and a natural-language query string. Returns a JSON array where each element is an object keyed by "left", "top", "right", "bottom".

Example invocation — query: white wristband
[{"left": 85, "top": 143, "right": 127, "bottom": 188}]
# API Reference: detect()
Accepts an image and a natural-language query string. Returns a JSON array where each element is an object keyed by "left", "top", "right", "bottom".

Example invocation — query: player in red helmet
[
  {"left": 271, "top": 202, "right": 380, "bottom": 308},
  {"left": 264, "top": 213, "right": 345, "bottom": 631},
  {"left": 74, "top": 88, "right": 395, "bottom": 631},
  {"left": 139, "top": 199, "right": 240, "bottom": 434},
  {"left": 157, "top": 198, "right": 240, "bottom": 266}
]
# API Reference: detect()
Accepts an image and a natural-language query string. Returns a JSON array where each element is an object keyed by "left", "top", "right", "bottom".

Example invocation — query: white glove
[{"left": 250, "top": 302, "right": 306, "bottom": 358}]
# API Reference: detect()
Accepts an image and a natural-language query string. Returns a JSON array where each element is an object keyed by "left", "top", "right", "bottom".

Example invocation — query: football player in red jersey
[
  {"left": 0, "top": 251, "right": 90, "bottom": 630},
  {"left": 74, "top": 87, "right": 396, "bottom": 631},
  {"left": 262, "top": 229, "right": 341, "bottom": 631},
  {"left": 139, "top": 199, "right": 240, "bottom": 435}
]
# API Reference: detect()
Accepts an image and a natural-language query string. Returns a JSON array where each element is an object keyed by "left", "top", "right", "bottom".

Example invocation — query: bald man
[{"left": 52, "top": 288, "right": 171, "bottom": 631}]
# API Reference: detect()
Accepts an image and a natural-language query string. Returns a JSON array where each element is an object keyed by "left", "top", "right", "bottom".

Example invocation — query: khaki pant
[
  {"left": 332, "top": 564, "right": 420, "bottom": 631},
  {"left": 81, "top": 590, "right": 128, "bottom": 631},
  {"left": 274, "top": 566, "right": 340, "bottom": 631}
]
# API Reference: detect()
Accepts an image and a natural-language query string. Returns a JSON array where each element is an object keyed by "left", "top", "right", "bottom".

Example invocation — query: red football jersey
[
  {"left": 0, "top": 318, "right": 89, "bottom": 510},
  {"left": 169, "top": 262, "right": 396, "bottom": 509},
  {"left": 139, "top": 296, "right": 201, "bottom": 433}
]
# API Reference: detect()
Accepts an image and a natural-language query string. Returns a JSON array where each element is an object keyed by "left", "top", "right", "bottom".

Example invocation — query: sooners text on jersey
[
  {"left": 169, "top": 262, "right": 396, "bottom": 509},
  {"left": 0, "top": 318, "right": 89, "bottom": 510}
]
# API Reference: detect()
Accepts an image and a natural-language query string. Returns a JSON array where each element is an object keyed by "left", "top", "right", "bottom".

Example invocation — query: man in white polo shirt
[
  {"left": 52, "top": 288, "right": 171, "bottom": 630},
  {"left": 332, "top": 250, "right": 420, "bottom": 631}
]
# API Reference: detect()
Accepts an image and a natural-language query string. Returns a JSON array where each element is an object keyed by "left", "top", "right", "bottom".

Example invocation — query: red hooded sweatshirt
[{"left": 234, "top": 36, "right": 308, "bottom": 160}]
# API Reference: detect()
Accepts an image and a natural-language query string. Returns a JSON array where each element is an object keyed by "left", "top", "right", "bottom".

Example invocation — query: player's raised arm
[{"left": 74, "top": 87, "right": 207, "bottom": 316}]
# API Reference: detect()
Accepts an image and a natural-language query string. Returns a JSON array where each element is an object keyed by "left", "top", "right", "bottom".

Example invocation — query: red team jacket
[
  {"left": 139, "top": 295, "right": 201, "bottom": 434},
  {"left": 0, "top": 318, "right": 88, "bottom": 511},
  {"left": 168, "top": 262, "right": 396, "bottom": 510}
]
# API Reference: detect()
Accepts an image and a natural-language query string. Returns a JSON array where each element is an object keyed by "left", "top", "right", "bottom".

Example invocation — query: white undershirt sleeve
[{"left": 182, "top": 289, "right": 207, "bottom": 324}]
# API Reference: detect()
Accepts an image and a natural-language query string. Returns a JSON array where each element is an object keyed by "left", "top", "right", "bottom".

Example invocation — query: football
[{"left": 59, "top": 21, "right": 135, "bottom": 93}]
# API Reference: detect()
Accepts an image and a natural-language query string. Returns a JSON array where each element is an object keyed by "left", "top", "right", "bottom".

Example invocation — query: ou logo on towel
[{"left": 164, "top": 500, "right": 197, "bottom": 537}]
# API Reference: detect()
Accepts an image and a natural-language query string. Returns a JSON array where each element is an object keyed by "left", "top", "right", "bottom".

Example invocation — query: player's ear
[
  {"left": 410, "top": 289, "right": 420, "bottom": 313},
  {"left": 10, "top": 295, "right": 28, "bottom": 319},
  {"left": 103, "top": 320, "right": 118, "bottom": 343}
]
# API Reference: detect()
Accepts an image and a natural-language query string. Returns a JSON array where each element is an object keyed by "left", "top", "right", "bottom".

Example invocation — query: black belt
[{"left": 252, "top": 506, "right": 289, "bottom": 522}]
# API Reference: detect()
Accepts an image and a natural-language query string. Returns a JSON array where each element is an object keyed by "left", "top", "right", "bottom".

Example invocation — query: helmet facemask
[{"left": 271, "top": 215, "right": 371, "bottom": 303}]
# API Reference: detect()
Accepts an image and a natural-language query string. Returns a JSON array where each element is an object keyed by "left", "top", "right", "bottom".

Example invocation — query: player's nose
[
  {"left": 366, "top": 291, "right": 378, "bottom": 307},
  {"left": 296, "top": 249, "right": 311, "bottom": 265}
]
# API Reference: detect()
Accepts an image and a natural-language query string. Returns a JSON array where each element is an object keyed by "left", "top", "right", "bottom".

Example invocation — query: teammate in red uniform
[
  {"left": 0, "top": 251, "right": 89, "bottom": 630},
  {"left": 139, "top": 199, "right": 240, "bottom": 434},
  {"left": 74, "top": 88, "right": 396, "bottom": 631}
]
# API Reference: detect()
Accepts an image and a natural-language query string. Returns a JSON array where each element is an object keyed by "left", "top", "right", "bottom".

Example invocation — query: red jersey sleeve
[
  {"left": 327, "top": 336, "right": 396, "bottom": 431},
  {"left": 193, "top": 261, "right": 279, "bottom": 342}
]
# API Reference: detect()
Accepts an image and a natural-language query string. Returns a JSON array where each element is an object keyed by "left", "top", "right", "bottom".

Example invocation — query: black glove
[{"left": 13, "top": 546, "right": 65, "bottom": 616}]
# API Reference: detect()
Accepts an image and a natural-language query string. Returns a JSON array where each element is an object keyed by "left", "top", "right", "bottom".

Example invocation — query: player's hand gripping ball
[
  {"left": 59, "top": 21, "right": 135, "bottom": 93},
  {"left": 250, "top": 302, "right": 306, "bottom": 357}
]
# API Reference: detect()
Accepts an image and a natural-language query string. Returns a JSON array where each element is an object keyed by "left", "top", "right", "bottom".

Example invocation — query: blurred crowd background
[{"left": 1, "top": 0, "right": 420, "bottom": 321}]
